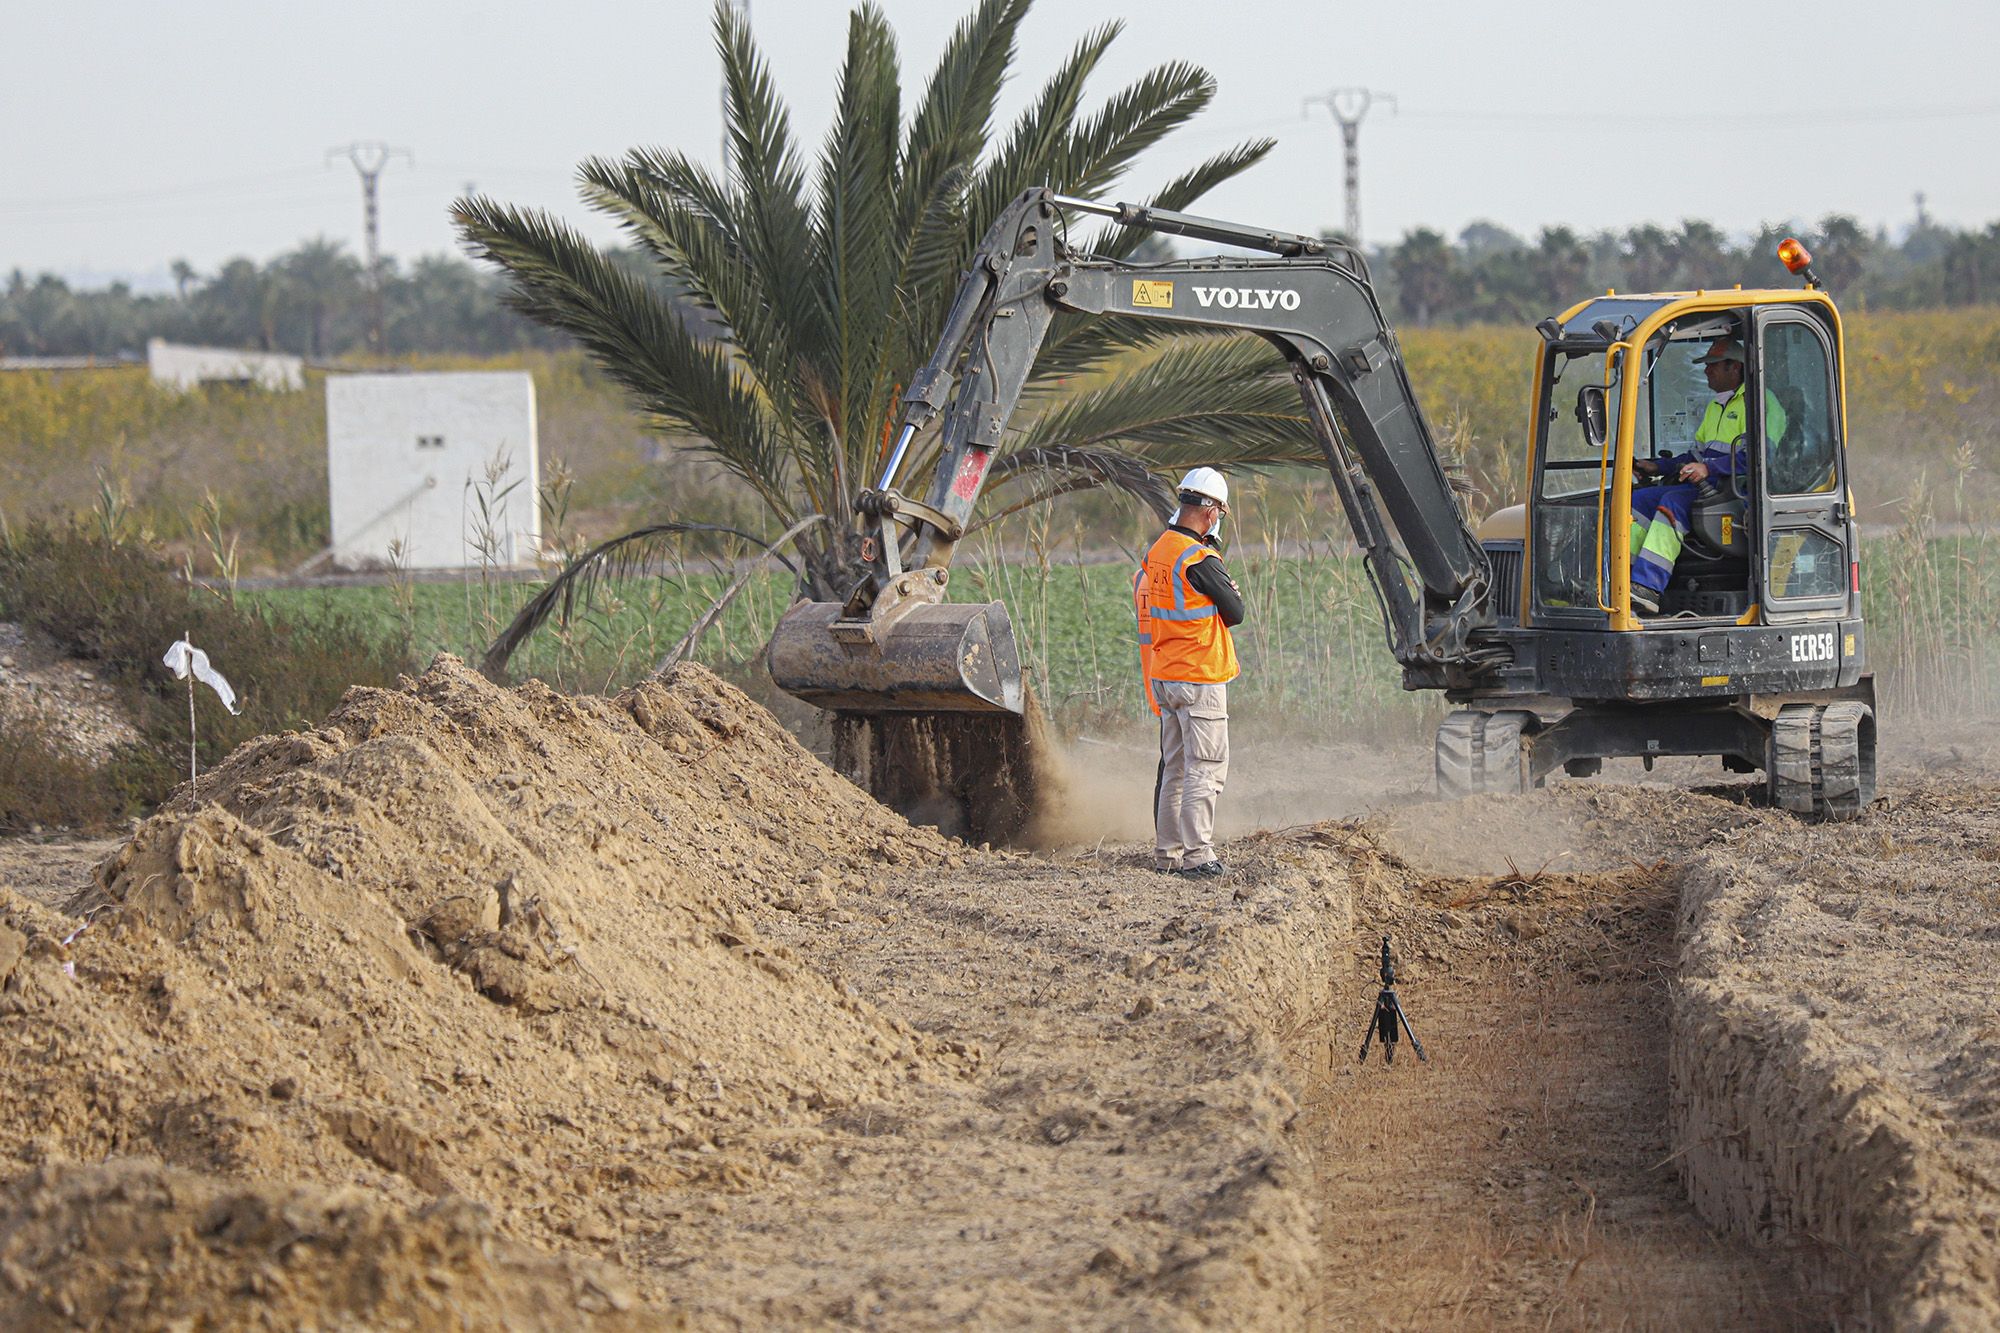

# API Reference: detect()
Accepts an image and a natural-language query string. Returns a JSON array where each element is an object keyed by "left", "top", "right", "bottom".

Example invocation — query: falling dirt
[
  {"left": 830, "top": 693, "right": 1056, "bottom": 845},
  {"left": 0, "top": 662, "right": 1993, "bottom": 1327}
]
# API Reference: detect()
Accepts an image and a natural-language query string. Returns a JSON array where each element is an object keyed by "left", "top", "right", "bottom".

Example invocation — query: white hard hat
[{"left": 1177, "top": 466, "right": 1229, "bottom": 507}]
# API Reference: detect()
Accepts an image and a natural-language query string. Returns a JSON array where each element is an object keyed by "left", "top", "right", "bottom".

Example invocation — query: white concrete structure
[
  {"left": 146, "top": 338, "right": 303, "bottom": 393},
  {"left": 325, "top": 371, "right": 539, "bottom": 570}
]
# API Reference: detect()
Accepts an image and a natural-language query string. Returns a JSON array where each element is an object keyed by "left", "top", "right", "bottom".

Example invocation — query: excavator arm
[{"left": 769, "top": 187, "right": 1500, "bottom": 715}]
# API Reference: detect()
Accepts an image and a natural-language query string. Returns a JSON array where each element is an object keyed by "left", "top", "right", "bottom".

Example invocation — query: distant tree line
[
  {"left": 0, "top": 238, "right": 700, "bottom": 361},
  {"left": 5, "top": 213, "right": 1997, "bottom": 359},
  {"left": 1375, "top": 213, "right": 2000, "bottom": 327}
]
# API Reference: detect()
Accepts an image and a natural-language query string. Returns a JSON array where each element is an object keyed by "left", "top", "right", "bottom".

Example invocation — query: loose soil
[{"left": 0, "top": 659, "right": 1993, "bottom": 1328}]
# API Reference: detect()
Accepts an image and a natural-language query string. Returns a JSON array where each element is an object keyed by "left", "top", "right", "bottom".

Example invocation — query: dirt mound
[
  {"left": 0, "top": 621, "right": 139, "bottom": 764},
  {"left": 0, "top": 1160, "right": 650, "bottom": 1330},
  {"left": 0, "top": 655, "right": 960, "bottom": 1317}
]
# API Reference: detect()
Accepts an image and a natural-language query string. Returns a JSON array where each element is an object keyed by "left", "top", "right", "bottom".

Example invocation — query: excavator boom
[{"left": 769, "top": 187, "right": 1499, "bottom": 716}]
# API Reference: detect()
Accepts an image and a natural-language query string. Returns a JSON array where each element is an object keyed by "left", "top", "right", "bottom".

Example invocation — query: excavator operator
[
  {"left": 1136, "top": 467, "right": 1245, "bottom": 878},
  {"left": 1627, "top": 334, "right": 1787, "bottom": 614}
]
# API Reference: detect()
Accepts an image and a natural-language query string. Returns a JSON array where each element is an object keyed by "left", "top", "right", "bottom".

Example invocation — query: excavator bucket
[{"left": 767, "top": 598, "right": 1024, "bottom": 715}]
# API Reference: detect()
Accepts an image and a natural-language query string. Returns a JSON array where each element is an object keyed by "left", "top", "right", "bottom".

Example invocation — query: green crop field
[{"left": 243, "top": 522, "right": 2000, "bottom": 746}]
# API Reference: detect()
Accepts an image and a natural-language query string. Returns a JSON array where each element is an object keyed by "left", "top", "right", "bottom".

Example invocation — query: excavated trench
[{"left": 1284, "top": 808, "right": 1835, "bottom": 1329}]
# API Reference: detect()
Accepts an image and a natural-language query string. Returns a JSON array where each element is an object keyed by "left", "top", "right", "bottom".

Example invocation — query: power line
[
  {"left": 1396, "top": 100, "right": 2000, "bottom": 127},
  {"left": 1173, "top": 97, "right": 2000, "bottom": 150},
  {"left": 1303, "top": 88, "right": 1395, "bottom": 246},
  {"left": 0, "top": 166, "right": 326, "bottom": 212},
  {"left": 327, "top": 141, "right": 413, "bottom": 355},
  {"left": 0, "top": 188, "right": 350, "bottom": 225}
]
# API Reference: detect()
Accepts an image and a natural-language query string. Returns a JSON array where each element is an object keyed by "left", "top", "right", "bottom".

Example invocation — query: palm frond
[
  {"left": 974, "top": 444, "right": 1177, "bottom": 532},
  {"left": 896, "top": 0, "right": 1034, "bottom": 307},
  {"left": 1052, "top": 61, "right": 1214, "bottom": 201},
  {"left": 481, "top": 521, "right": 801, "bottom": 677},
  {"left": 1014, "top": 333, "right": 1316, "bottom": 464},
  {"left": 649, "top": 514, "right": 825, "bottom": 675},
  {"left": 813, "top": 6, "right": 905, "bottom": 492},
  {"left": 452, "top": 197, "right": 792, "bottom": 515},
  {"left": 714, "top": 0, "right": 831, "bottom": 418},
  {"left": 959, "top": 23, "right": 1120, "bottom": 255},
  {"left": 576, "top": 156, "right": 776, "bottom": 377}
]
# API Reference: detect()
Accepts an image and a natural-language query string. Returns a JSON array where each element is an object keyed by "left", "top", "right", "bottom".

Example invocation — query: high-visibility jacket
[
  {"left": 1678, "top": 386, "right": 1788, "bottom": 478},
  {"left": 1137, "top": 529, "right": 1239, "bottom": 686}
]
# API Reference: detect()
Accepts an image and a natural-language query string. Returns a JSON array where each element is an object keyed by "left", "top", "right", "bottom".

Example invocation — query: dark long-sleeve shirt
[{"left": 1168, "top": 523, "right": 1246, "bottom": 627}]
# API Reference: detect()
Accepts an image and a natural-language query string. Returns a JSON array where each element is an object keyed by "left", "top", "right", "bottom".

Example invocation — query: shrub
[
  {"left": 0, "top": 710, "right": 120, "bottom": 834},
  {"left": 0, "top": 523, "right": 413, "bottom": 817}
]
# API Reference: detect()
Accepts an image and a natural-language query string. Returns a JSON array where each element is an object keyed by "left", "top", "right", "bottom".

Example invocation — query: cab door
[{"left": 1752, "top": 308, "right": 1851, "bottom": 620}]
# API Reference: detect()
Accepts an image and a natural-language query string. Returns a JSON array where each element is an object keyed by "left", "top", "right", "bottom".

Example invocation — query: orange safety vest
[
  {"left": 1138, "top": 529, "right": 1239, "bottom": 687},
  {"left": 1132, "top": 564, "right": 1160, "bottom": 715}
]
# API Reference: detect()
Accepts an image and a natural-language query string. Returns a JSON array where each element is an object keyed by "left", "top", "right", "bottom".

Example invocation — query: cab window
[
  {"left": 1533, "top": 348, "right": 1612, "bottom": 612},
  {"left": 1640, "top": 337, "right": 1719, "bottom": 464},
  {"left": 1539, "top": 349, "right": 1610, "bottom": 498},
  {"left": 1761, "top": 322, "right": 1839, "bottom": 495}
]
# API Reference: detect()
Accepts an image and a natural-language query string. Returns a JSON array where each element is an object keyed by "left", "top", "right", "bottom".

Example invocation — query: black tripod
[{"left": 1358, "top": 935, "right": 1427, "bottom": 1064}]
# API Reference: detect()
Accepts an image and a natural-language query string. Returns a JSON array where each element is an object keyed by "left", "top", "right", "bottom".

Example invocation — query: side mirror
[{"left": 1575, "top": 384, "right": 1609, "bottom": 449}]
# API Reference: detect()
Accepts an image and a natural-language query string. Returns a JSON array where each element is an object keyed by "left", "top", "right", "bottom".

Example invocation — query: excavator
[{"left": 768, "top": 188, "right": 1876, "bottom": 822}]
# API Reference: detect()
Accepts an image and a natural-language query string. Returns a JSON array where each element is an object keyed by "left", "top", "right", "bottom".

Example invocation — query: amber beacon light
[{"left": 1777, "top": 237, "right": 1822, "bottom": 288}]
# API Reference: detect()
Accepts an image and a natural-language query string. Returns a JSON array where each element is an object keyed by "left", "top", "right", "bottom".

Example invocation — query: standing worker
[{"left": 1136, "top": 467, "right": 1245, "bottom": 877}]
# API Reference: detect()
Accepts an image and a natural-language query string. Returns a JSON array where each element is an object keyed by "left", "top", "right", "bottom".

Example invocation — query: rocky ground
[{"left": 0, "top": 654, "right": 1993, "bottom": 1329}]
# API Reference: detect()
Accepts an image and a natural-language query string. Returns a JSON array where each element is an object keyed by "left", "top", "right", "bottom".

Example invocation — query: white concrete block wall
[
  {"left": 146, "top": 339, "right": 304, "bottom": 392},
  {"left": 325, "top": 372, "right": 540, "bottom": 570}
]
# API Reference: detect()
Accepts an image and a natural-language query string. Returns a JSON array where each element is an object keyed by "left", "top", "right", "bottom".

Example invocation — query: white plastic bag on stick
[{"left": 163, "top": 638, "right": 241, "bottom": 715}]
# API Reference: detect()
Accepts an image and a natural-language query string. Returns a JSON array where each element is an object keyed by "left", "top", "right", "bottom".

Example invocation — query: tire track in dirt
[{"left": 1293, "top": 819, "right": 1830, "bottom": 1330}]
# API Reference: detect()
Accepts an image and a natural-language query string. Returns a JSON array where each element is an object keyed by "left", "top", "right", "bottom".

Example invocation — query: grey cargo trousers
[{"left": 1153, "top": 680, "right": 1229, "bottom": 870}]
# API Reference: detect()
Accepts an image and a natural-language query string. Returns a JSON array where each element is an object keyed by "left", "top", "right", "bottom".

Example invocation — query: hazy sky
[{"left": 7, "top": 0, "right": 1997, "bottom": 289}]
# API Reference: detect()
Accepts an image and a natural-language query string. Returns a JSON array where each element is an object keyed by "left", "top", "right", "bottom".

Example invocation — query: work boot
[
  {"left": 1630, "top": 586, "right": 1661, "bottom": 615},
  {"left": 1176, "top": 860, "right": 1227, "bottom": 878}
]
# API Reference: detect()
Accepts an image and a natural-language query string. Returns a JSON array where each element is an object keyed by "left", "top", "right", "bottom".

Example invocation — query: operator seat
[{"left": 1683, "top": 483, "right": 1747, "bottom": 563}]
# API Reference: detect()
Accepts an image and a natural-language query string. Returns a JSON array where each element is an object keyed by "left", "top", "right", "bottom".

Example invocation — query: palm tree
[
  {"left": 456, "top": 0, "right": 1317, "bottom": 673},
  {"left": 1389, "top": 228, "right": 1457, "bottom": 326},
  {"left": 272, "top": 239, "right": 364, "bottom": 359}
]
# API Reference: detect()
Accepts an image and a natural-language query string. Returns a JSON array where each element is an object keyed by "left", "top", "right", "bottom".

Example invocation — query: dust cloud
[{"left": 1025, "top": 720, "right": 1435, "bottom": 850}]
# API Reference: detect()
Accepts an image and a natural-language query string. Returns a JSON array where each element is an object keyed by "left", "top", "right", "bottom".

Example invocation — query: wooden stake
[{"left": 185, "top": 628, "right": 197, "bottom": 784}]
